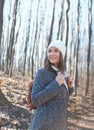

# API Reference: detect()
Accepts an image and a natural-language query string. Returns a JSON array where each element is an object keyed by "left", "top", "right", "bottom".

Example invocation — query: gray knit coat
[{"left": 30, "top": 68, "right": 74, "bottom": 130}]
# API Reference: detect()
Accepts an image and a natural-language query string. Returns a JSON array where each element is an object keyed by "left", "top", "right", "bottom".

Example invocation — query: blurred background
[{"left": 0, "top": 0, "right": 94, "bottom": 129}]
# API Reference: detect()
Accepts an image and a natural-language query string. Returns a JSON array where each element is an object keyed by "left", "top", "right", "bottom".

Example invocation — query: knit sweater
[{"left": 30, "top": 68, "right": 74, "bottom": 130}]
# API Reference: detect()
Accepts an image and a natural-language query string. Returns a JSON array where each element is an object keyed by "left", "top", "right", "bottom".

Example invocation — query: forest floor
[{"left": 0, "top": 70, "right": 94, "bottom": 130}]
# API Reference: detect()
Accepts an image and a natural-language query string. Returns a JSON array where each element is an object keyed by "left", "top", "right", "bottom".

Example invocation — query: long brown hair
[{"left": 44, "top": 51, "right": 66, "bottom": 72}]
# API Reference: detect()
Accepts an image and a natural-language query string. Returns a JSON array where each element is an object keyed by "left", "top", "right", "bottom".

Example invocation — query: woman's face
[{"left": 47, "top": 47, "right": 60, "bottom": 67}]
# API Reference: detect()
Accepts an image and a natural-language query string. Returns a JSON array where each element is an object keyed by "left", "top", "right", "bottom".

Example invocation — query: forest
[{"left": 0, "top": 0, "right": 94, "bottom": 130}]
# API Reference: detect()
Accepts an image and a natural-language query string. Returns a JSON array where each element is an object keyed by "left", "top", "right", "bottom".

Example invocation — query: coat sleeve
[
  {"left": 31, "top": 69, "right": 63, "bottom": 106},
  {"left": 68, "top": 87, "right": 75, "bottom": 95}
]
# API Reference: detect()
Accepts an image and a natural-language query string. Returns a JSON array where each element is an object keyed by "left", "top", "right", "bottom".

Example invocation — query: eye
[
  {"left": 48, "top": 49, "right": 52, "bottom": 53},
  {"left": 47, "top": 47, "right": 60, "bottom": 53},
  {"left": 54, "top": 49, "right": 59, "bottom": 52}
]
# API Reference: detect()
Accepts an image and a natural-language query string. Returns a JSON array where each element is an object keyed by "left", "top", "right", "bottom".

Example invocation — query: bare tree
[
  {"left": 22, "top": 13, "right": 31, "bottom": 76},
  {"left": 85, "top": 0, "right": 92, "bottom": 95},
  {"left": 65, "top": 0, "right": 70, "bottom": 62},
  {"left": 5, "top": 0, "right": 18, "bottom": 77},
  {"left": 0, "top": 0, "right": 5, "bottom": 69},
  {"left": 48, "top": 0, "right": 56, "bottom": 43},
  {"left": 74, "top": 0, "right": 80, "bottom": 95},
  {"left": 0, "top": 0, "right": 11, "bottom": 106}
]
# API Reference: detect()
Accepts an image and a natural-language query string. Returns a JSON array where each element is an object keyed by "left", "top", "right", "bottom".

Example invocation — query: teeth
[
  {"left": 51, "top": 58, "right": 55, "bottom": 60},
  {"left": 50, "top": 57, "right": 56, "bottom": 59}
]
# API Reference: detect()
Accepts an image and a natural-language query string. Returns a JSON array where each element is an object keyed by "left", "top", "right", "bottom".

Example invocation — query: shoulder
[
  {"left": 37, "top": 68, "right": 48, "bottom": 74},
  {"left": 35, "top": 68, "right": 49, "bottom": 78},
  {"left": 34, "top": 68, "right": 52, "bottom": 84}
]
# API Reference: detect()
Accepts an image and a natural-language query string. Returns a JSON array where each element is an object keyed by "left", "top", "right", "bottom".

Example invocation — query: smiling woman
[
  {"left": 30, "top": 40, "right": 74, "bottom": 130},
  {"left": 47, "top": 47, "right": 61, "bottom": 67},
  {"left": 46, "top": 40, "right": 66, "bottom": 71}
]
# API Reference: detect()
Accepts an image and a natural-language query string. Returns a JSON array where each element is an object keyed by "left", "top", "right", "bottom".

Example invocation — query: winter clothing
[
  {"left": 48, "top": 40, "right": 66, "bottom": 58},
  {"left": 30, "top": 68, "right": 74, "bottom": 130}
]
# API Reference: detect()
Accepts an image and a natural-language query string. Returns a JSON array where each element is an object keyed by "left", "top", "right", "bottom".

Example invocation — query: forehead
[{"left": 48, "top": 47, "right": 60, "bottom": 51}]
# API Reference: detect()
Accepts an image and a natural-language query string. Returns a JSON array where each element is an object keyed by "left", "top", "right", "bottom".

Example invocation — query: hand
[
  {"left": 56, "top": 72, "right": 64, "bottom": 85},
  {"left": 67, "top": 77, "right": 74, "bottom": 87}
]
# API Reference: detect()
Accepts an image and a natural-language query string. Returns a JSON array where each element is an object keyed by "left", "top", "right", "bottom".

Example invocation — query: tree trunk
[
  {"left": 0, "top": 0, "right": 5, "bottom": 69},
  {"left": 0, "top": 88, "right": 11, "bottom": 106},
  {"left": 65, "top": 0, "right": 70, "bottom": 63},
  {"left": 85, "top": 0, "right": 92, "bottom": 95},
  {"left": 22, "top": 11, "right": 31, "bottom": 76},
  {"left": 5, "top": 0, "right": 18, "bottom": 77},
  {"left": 74, "top": 0, "right": 80, "bottom": 95},
  {"left": 0, "top": 0, "right": 10, "bottom": 106},
  {"left": 92, "top": 88, "right": 94, "bottom": 105}
]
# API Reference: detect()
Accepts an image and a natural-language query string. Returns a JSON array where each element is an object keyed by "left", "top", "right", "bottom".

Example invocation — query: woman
[{"left": 30, "top": 40, "right": 74, "bottom": 130}]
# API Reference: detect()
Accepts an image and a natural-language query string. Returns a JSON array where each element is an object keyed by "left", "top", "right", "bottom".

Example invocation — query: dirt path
[{"left": 0, "top": 71, "right": 94, "bottom": 130}]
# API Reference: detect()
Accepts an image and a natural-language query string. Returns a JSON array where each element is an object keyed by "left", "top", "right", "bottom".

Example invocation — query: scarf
[
  {"left": 51, "top": 65, "right": 69, "bottom": 95},
  {"left": 51, "top": 65, "right": 59, "bottom": 72}
]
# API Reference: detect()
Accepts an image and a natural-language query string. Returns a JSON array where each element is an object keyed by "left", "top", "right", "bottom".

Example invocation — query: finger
[{"left": 57, "top": 71, "right": 62, "bottom": 75}]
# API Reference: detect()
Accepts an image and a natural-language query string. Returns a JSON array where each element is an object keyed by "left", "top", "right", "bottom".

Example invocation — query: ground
[{"left": 0, "top": 71, "right": 94, "bottom": 130}]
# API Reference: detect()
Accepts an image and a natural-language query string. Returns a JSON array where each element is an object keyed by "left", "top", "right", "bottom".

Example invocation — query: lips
[
  {"left": 49, "top": 59, "right": 57, "bottom": 62},
  {"left": 49, "top": 57, "right": 57, "bottom": 60}
]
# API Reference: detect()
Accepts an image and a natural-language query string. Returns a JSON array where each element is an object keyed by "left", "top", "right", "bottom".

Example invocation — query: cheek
[
  {"left": 47, "top": 54, "right": 51, "bottom": 61},
  {"left": 57, "top": 56, "right": 60, "bottom": 62},
  {"left": 57, "top": 53, "right": 60, "bottom": 60}
]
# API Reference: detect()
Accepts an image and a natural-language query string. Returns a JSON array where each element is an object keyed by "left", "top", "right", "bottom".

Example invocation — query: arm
[
  {"left": 31, "top": 69, "right": 63, "bottom": 106},
  {"left": 68, "top": 87, "right": 75, "bottom": 95}
]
